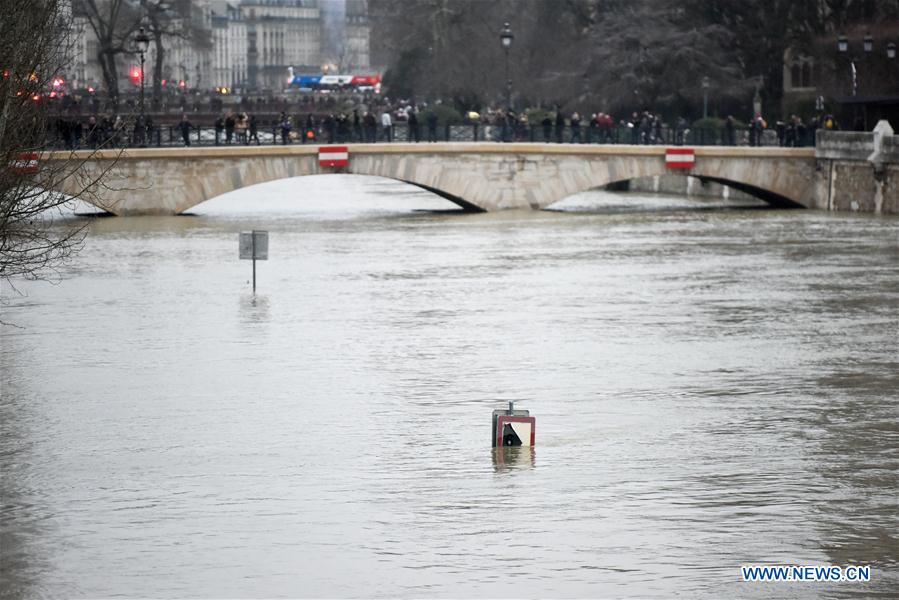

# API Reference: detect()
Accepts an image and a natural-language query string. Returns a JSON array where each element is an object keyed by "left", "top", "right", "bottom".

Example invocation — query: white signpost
[{"left": 239, "top": 230, "right": 268, "bottom": 292}]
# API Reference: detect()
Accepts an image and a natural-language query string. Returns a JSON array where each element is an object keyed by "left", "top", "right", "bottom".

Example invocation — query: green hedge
[
  {"left": 691, "top": 117, "right": 747, "bottom": 130},
  {"left": 421, "top": 105, "right": 464, "bottom": 126}
]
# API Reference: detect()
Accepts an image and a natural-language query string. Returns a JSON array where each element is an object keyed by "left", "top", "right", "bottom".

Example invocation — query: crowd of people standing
[
  {"left": 48, "top": 100, "right": 844, "bottom": 150},
  {"left": 53, "top": 113, "right": 150, "bottom": 149}
]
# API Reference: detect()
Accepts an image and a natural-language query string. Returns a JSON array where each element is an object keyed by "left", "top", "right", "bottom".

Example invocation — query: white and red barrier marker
[
  {"left": 9, "top": 152, "right": 40, "bottom": 174},
  {"left": 665, "top": 147, "right": 695, "bottom": 170},
  {"left": 318, "top": 145, "right": 349, "bottom": 168}
]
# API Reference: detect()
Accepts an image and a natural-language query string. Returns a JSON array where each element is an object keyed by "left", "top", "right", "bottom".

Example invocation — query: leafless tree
[
  {"left": 372, "top": 0, "right": 898, "bottom": 117},
  {"left": 142, "top": 0, "right": 211, "bottom": 110},
  {"left": 1, "top": 0, "right": 118, "bottom": 296},
  {"left": 74, "top": 0, "right": 142, "bottom": 110}
]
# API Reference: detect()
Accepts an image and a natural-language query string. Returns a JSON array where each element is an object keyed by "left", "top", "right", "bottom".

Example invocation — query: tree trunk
[{"left": 98, "top": 47, "right": 120, "bottom": 112}]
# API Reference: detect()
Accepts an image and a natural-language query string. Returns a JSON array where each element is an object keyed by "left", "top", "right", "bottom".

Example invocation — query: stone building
[
  {"left": 345, "top": 0, "right": 370, "bottom": 71},
  {"left": 211, "top": 3, "right": 247, "bottom": 89},
  {"left": 782, "top": 47, "right": 819, "bottom": 111},
  {"left": 67, "top": 0, "right": 370, "bottom": 94},
  {"left": 241, "top": 0, "right": 323, "bottom": 90}
]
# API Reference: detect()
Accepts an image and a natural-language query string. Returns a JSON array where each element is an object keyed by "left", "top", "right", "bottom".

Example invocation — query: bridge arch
[
  {"left": 183, "top": 172, "right": 474, "bottom": 215},
  {"left": 551, "top": 172, "right": 804, "bottom": 209}
]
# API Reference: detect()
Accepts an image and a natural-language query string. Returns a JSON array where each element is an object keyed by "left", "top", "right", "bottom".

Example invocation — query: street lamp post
[
  {"left": 836, "top": 33, "right": 897, "bottom": 130},
  {"left": 701, "top": 76, "right": 710, "bottom": 119},
  {"left": 500, "top": 22, "right": 514, "bottom": 110},
  {"left": 752, "top": 76, "right": 763, "bottom": 117},
  {"left": 134, "top": 26, "right": 151, "bottom": 145},
  {"left": 837, "top": 32, "right": 878, "bottom": 97}
]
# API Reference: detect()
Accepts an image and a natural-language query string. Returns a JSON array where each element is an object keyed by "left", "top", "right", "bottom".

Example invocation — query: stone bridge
[{"left": 50, "top": 127, "right": 898, "bottom": 215}]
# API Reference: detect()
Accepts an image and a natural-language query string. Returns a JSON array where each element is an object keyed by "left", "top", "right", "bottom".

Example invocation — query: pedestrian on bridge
[
  {"left": 675, "top": 116, "right": 687, "bottom": 145},
  {"left": 133, "top": 114, "right": 146, "bottom": 147},
  {"left": 570, "top": 112, "right": 581, "bottom": 143},
  {"left": 588, "top": 114, "right": 599, "bottom": 143},
  {"left": 353, "top": 109, "right": 362, "bottom": 142},
  {"left": 112, "top": 115, "right": 124, "bottom": 148},
  {"left": 652, "top": 114, "right": 663, "bottom": 144},
  {"left": 749, "top": 113, "right": 766, "bottom": 146},
  {"left": 725, "top": 115, "right": 736, "bottom": 146},
  {"left": 364, "top": 112, "right": 377, "bottom": 142},
  {"left": 323, "top": 114, "right": 335, "bottom": 143},
  {"left": 279, "top": 112, "right": 292, "bottom": 144},
  {"left": 225, "top": 113, "right": 236, "bottom": 144},
  {"left": 234, "top": 113, "right": 248, "bottom": 144},
  {"left": 427, "top": 111, "right": 439, "bottom": 142},
  {"left": 599, "top": 113, "right": 614, "bottom": 143},
  {"left": 407, "top": 108, "right": 420, "bottom": 142},
  {"left": 248, "top": 114, "right": 260, "bottom": 145},
  {"left": 542, "top": 115, "right": 552, "bottom": 142},
  {"left": 87, "top": 116, "right": 102, "bottom": 149},
  {"left": 630, "top": 112, "right": 640, "bottom": 144},
  {"left": 380, "top": 110, "right": 393, "bottom": 142},
  {"left": 178, "top": 114, "right": 193, "bottom": 147},
  {"left": 214, "top": 115, "right": 224, "bottom": 145}
]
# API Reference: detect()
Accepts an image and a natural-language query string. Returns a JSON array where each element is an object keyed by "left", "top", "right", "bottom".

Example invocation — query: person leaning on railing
[{"left": 178, "top": 114, "right": 193, "bottom": 146}]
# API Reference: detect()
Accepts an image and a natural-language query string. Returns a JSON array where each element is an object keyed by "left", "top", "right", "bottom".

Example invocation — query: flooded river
[{"left": 1, "top": 177, "right": 897, "bottom": 598}]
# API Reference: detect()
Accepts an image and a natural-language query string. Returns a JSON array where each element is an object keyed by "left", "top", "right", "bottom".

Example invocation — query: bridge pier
[{"left": 815, "top": 122, "right": 899, "bottom": 214}]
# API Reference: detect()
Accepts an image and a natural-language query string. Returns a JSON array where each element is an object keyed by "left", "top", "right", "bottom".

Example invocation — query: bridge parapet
[
  {"left": 816, "top": 122, "right": 898, "bottom": 164},
  {"left": 816, "top": 130, "right": 876, "bottom": 161},
  {"left": 815, "top": 121, "right": 898, "bottom": 213},
  {"left": 881, "top": 135, "right": 899, "bottom": 164}
]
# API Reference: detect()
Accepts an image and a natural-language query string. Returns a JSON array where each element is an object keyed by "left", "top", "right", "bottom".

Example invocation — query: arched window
[
  {"left": 801, "top": 62, "right": 812, "bottom": 88},
  {"left": 791, "top": 63, "right": 802, "bottom": 89}
]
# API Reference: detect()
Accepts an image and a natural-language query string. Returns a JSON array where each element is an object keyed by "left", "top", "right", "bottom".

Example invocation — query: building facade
[
  {"left": 345, "top": 0, "right": 370, "bottom": 71},
  {"left": 241, "top": 0, "right": 322, "bottom": 90},
  {"left": 211, "top": 3, "right": 247, "bottom": 90},
  {"left": 68, "top": 0, "right": 370, "bottom": 95}
]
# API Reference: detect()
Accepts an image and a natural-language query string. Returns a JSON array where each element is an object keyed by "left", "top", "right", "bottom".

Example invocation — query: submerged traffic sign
[
  {"left": 492, "top": 401, "right": 536, "bottom": 447},
  {"left": 239, "top": 230, "right": 268, "bottom": 260},
  {"left": 239, "top": 230, "right": 268, "bottom": 293}
]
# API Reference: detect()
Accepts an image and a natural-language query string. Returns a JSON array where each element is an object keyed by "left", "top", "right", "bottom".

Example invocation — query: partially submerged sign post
[
  {"left": 492, "top": 401, "right": 536, "bottom": 447},
  {"left": 239, "top": 230, "right": 268, "bottom": 292}
]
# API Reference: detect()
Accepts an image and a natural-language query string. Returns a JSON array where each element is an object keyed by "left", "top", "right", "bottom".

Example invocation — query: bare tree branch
[{"left": 1, "top": 0, "right": 122, "bottom": 297}]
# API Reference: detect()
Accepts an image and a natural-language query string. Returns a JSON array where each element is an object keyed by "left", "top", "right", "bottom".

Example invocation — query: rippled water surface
[{"left": 2, "top": 177, "right": 897, "bottom": 598}]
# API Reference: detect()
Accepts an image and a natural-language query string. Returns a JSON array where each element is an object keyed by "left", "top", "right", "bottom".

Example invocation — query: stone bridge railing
[{"left": 816, "top": 121, "right": 898, "bottom": 213}]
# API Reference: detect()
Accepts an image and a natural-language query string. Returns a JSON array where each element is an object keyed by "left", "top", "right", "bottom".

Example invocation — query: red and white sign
[
  {"left": 665, "top": 147, "right": 695, "bottom": 169},
  {"left": 10, "top": 152, "right": 39, "bottom": 174},
  {"left": 318, "top": 145, "right": 348, "bottom": 168},
  {"left": 495, "top": 415, "right": 536, "bottom": 447}
]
